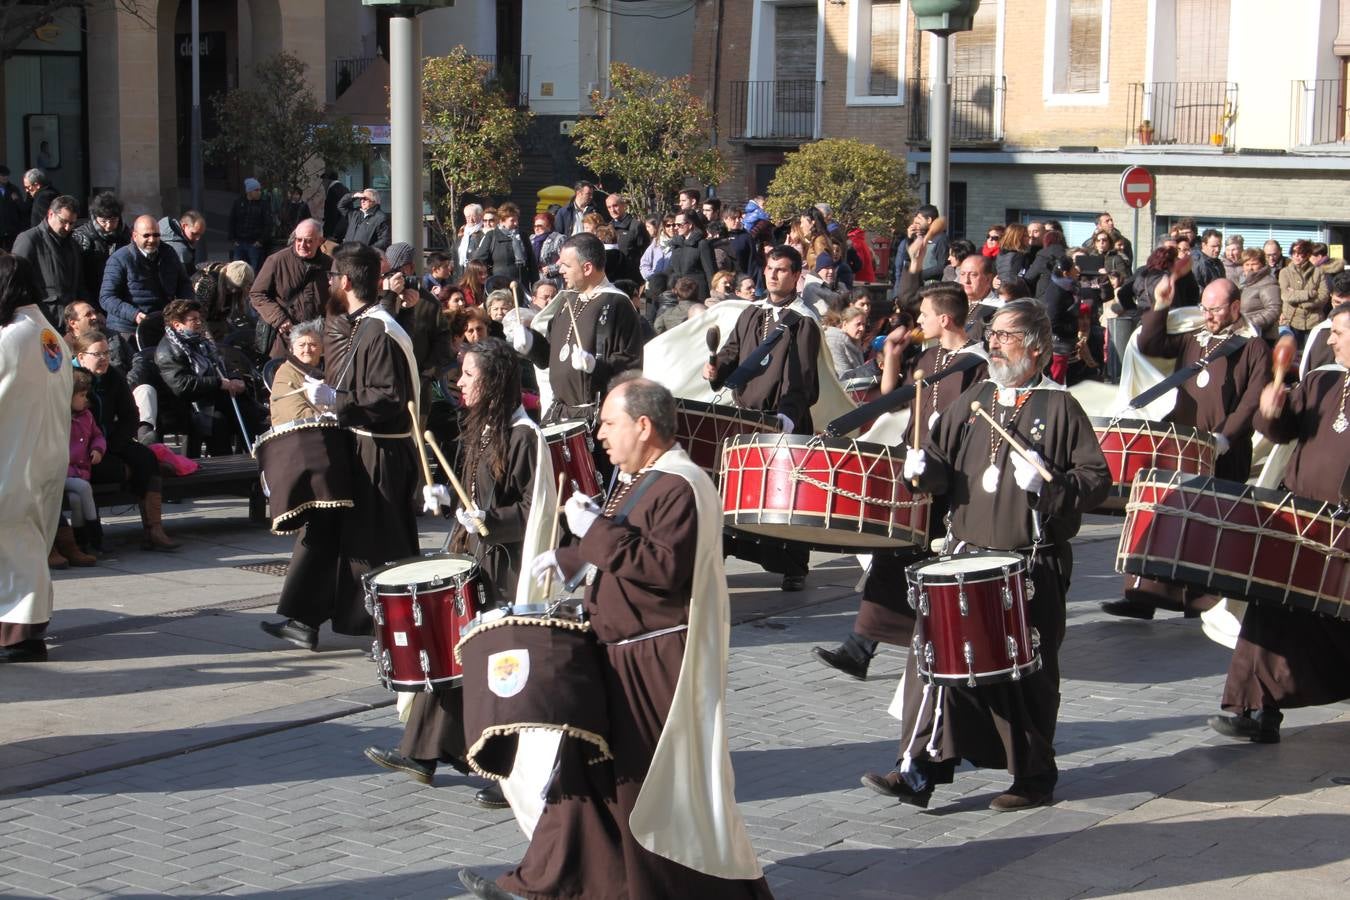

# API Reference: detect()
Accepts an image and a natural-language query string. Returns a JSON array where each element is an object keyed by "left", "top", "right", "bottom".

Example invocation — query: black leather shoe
[
  {"left": 260, "top": 619, "right": 318, "bottom": 651},
  {"left": 812, "top": 645, "right": 868, "bottom": 680},
  {"left": 990, "top": 787, "right": 1054, "bottom": 811},
  {"left": 1100, "top": 599, "right": 1156, "bottom": 620},
  {"left": 860, "top": 770, "right": 932, "bottom": 808},
  {"left": 459, "top": 868, "right": 525, "bottom": 900},
  {"left": 1208, "top": 711, "right": 1281, "bottom": 744},
  {"left": 474, "top": 781, "right": 509, "bottom": 810},
  {"left": 0, "top": 640, "right": 49, "bottom": 663},
  {"left": 781, "top": 574, "right": 806, "bottom": 592},
  {"left": 364, "top": 747, "right": 435, "bottom": 785}
]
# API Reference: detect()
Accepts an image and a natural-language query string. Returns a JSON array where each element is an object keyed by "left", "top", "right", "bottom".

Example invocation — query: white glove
[
  {"left": 570, "top": 348, "right": 596, "bottom": 373},
  {"left": 303, "top": 374, "right": 337, "bottom": 409},
  {"left": 775, "top": 412, "right": 795, "bottom": 434},
  {"left": 504, "top": 318, "right": 533, "bottom": 353},
  {"left": 903, "top": 449, "right": 926, "bottom": 481},
  {"left": 564, "top": 490, "right": 600, "bottom": 537},
  {"left": 1011, "top": 450, "right": 1046, "bottom": 494},
  {"left": 421, "top": 483, "right": 453, "bottom": 515},
  {"left": 1213, "top": 433, "right": 1231, "bottom": 456},
  {"left": 455, "top": 506, "right": 487, "bottom": 532},
  {"left": 530, "top": 550, "right": 563, "bottom": 587}
]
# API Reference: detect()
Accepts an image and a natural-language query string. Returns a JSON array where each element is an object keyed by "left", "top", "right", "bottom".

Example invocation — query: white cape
[
  {"left": 643, "top": 298, "right": 859, "bottom": 436},
  {"left": 629, "top": 445, "right": 763, "bottom": 880},
  {"left": 0, "top": 307, "right": 73, "bottom": 625}
]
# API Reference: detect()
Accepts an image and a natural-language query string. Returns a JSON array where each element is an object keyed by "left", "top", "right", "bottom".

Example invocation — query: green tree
[
  {"left": 206, "top": 52, "right": 368, "bottom": 194},
  {"left": 422, "top": 48, "right": 531, "bottom": 231},
  {"left": 765, "top": 139, "right": 914, "bottom": 234},
  {"left": 572, "top": 63, "right": 724, "bottom": 218}
]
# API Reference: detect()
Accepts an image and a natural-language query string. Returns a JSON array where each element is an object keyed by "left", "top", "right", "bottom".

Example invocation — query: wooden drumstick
[
  {"left": 705, "top": 324, "right": 721, "bottom": 367},
  {"left": 910, "top": 369, "right": 925, "bottom": 452},
  {"left": 1272, "top": 334, "right": 1296, "bottom": 384},
  {"left": 408, "top": 401, "right": 434, "bottom": 488},
  {"left": 423, "top": 429, "right": 490, "bottom": 536},
  {"left": 510, "top": 280, "right": 521, "bottom": 308},
  {"left": 970, "top": 401, "right": 1055, "bottom": 483},
  {"left": 544, "top": 472, "right": 566, "bottom": 597}
]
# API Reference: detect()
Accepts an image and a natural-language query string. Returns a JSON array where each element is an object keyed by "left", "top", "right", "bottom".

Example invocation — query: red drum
[
  {"left": 720, "top": 433, "right": 929, "bottom": 553},
  {"left": 456, "top": 605, "right": 611, "bottom": 779},
  {"left": 1118, "top": 469, "right": 1350, "bottom": 619},
  {"left": 1091, "top": 417, "right": 1215, "bottom": 512},
  {"left": 674, "top": 398, "right": 780, "bottom": 475},
  {"left": 907, "top": 551, "right": 1041, "bottom": 686},
  {"left": 542, "top": 420, "right": 603, "bottom": 501},
  {"left": 364, "top": 554, "right": 486, "bottom": 691}
]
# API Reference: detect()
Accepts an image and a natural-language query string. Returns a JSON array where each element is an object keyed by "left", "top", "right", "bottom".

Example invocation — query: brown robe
[
  {"left": 1221, "top": 367, "right": 1350, "bottom": 713},
  {"left": 895, "top": 379, "right": 1109, "bottom": 787},
  {"left": 525, "top": 286, "right": 644, "bottom": 420},
  {"left": 710, "top": 299, "right": 821, "bottom": 434},
  {"left": 499, "top": 472, "right": 772, "bottom": 900}
]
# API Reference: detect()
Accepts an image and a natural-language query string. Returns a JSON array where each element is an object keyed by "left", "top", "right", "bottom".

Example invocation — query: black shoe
[
  {"left": 364, "top": 747, "right": 435, "bottom": 785},
  {"left": 781, "top": 574, "right": 806, "bottom": 592},
  {"left": 1100, "top": 598, "right": 1156, "bottom": 620},
  {"left": 860, "top": 770, "right": 932, "bottom": 808},
  {"left": 1208, "top": 710, "right": 1281, "bottom": 744},
  {"left": 474, "top": 781, "right": 509, "bottom": 810},
  {"left": 990, "top": 787, "right": 1055, "bottom": 811},
  {"left": 812, "top": 645, "right": 869, "bottom": 680},
  {"left": 259, "top": 619, "right": 318, "bottom": 651},
  {"left": 458, "top": 868, "right": 525, "bottom": 900},
  {"left": 0, "top": 640, "right": 49, "bottom": 663}
]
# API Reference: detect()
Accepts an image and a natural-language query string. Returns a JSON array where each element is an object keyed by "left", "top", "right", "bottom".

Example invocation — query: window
[
  {"left": 847, "top": 0, "right": 906, "bottom": 105},
  {"left": 1044, "top": 0, "right": 1110, "bottom": 105}
]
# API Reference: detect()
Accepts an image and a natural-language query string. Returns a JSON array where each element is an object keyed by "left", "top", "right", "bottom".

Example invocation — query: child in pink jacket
[{"left": 68, "top": 369, "right": 107, "bottom": 555}]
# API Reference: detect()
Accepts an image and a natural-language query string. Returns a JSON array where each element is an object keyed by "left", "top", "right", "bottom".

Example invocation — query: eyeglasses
[
  {"left": 80, "top": 350, "right": 111, "bottom": 359},
  {"left": 663, "top": 223, "right": 675, "bottom": 229},
  {"left": 987, "top": 234, "right": 1000, "bottom": 240},
  {"left": 140, "top": 232, "right": 161, "bottom": 238},
  {"left": 1200, "top": 304, "right": 1232, "bottom": 315},
  {"left": 986, "top": 330, "right": 1027, "bottom": 345},
  {"left": 54, "top": 215, "right": 77, "bottom": 227},
  {"left": 533, "top": 223, "right": 547, "bottom": 230}
]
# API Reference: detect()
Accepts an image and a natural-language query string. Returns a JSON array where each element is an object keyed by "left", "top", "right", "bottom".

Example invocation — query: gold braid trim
[
  {"left": 270, "top": 499, "right": 355, "bottom": 534},
  {"left": 454, "top": 615, "right": 592, "bottom": 663},
  {"left": 466, "top": 724, "right": 613, "bottom": 781}
]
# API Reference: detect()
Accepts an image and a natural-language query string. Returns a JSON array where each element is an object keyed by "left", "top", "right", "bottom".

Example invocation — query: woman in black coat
[{"left": 1024, "top": 231, "right": 1069, "bottom": 299}]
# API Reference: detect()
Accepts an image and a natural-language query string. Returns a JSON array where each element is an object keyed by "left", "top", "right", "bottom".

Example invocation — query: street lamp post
[{"left": 913, "top": 1, "right": 980, "bottom": 221}]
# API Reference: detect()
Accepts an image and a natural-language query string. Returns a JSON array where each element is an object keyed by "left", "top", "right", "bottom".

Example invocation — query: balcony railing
[
  {"left": 906, "top": 75, "right": 1005, "bottom": 145},
  {"left": 334, "top": 56, "right": 378, "bottom": 99},
  {"left": 1291, "top": 78, "right": 1348, "bottom": 146},
  {"left": 729, "top": 80, "right": 819, "bottom": 142},
  {"left": 1126, "top": 81, "right": 1237, "bottom": 148},
  {"left": 472, "top": 53, "right": 531, "bottom": 108}
]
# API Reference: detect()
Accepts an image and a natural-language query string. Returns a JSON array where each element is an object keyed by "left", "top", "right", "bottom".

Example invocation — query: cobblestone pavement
[{"left": 3, "top": 530, "right": 1349, "bottom": 898}]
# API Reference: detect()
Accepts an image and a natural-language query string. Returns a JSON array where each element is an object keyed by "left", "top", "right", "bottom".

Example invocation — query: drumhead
[
  {"left": 723, "top": 431, "right": 902, "bottom": 458},
  {"left": 542, "top": 421, "right": 588, "bottom": 439},
  {"left": 915, "top": 552, "right": 1023, "bottom": 577},
  {"left": 676, "top": 397, "right": 778, "bottom": 426},
  {"left": 1089, "top": 417, "right": 1210, "bottom": 443},
  {"left": 370, "top": 554, "right": 476, "bottom": 587}
]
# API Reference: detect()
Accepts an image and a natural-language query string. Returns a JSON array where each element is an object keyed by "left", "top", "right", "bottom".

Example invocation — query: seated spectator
[
  {"left": 803, "top": 253, "right": 848, "bottom": 314},
  {"left": 64, "top": 369, "right": 105, "bottom": 563},
  {"left": 653, "top": 275, "right": 700, "bottom": 335},
  {"left": 72, "top": 191, "right": 131, "bottom": 303},
  {"left": 269, "top": 319, "right": 326, "bottom": 427},
  {"left": 99, "top": 215, "right": 194, "bottom": 366},
  {"left": 735, "top": 274, "right": 757, "bottom": 301},
  {"left": 825, "top": 306, "right": 868, "bottom": 379},
  {"left": 708, "top": 270, "right": 735, "bottom": 305}
]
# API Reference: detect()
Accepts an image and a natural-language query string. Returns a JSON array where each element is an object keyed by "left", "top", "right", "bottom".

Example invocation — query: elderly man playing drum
[
  {"left": 1210, "top": 304, "right": 1350, "bottom": 744},
  {"left": 459, "top": 374, "right": 772, "bottom": 900},
  {"left": 863, "top": 299, "right": 1109, "bottom": 812}
]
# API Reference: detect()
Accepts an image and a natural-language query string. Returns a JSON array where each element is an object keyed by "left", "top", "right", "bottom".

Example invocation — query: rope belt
[{"left": 349, "top": 427, "right": 414, "bottom": 439}]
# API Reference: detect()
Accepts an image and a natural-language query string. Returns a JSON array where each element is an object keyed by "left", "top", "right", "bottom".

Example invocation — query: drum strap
[
  {"left": 722, "top": 310, "right": 803, "bottom": 391},
  {"left": 1127, "top": 334, "right": 1249, "bottom": 410},
  {"left": 824, "top": 353, "right": 985, "bottom": 437},
  {"left": 562, "top": 471, "right": 670, "bottom": 593}
]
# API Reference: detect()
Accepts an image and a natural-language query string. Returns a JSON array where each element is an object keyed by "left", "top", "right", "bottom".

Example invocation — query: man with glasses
[
  {"left": 1103, "top": 278, "right": 1271, "bottom": 621},
  {"left": 249, "top": 219, "right": 332, "bottom": 358},
  {"left": 98, "top": 215, "right": 194, "bottom": 366},
  {"left": 957, "top": 253, "right": 1000, "bottom": 341},
  {"left": 606, "top": 192, "right": 649, "bottom": 276},
  {"left": 72, "top": 192, "right": 132, "bottom": 302},
  {"left": 14, "top": 194, "right": 84, "bottom": 328},
  {"left": 863, "top": 298, "right": 1109, "bottom": 812},
  {"left": 22, "top": 167, "right": 58, "bottom": 227}
]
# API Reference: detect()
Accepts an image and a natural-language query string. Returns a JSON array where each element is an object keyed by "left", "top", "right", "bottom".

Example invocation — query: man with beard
[
  {"left": 813, "top": 284, "right": 988, "bottom": 678},
  {"left": 249, "top": 219, "right": 332, "bottom": 359},
  {"left": 259, "top": 242, "right": 419, "bottom": 650},
  {"left": 862, "top": 299, "right": 1109, "bottom": 811},
  {"left": 13, "top": 194, "right": 82, "bottom": 328},
  {"left": 1102, "top": 278, "right": 1271, "bottom": 619}
]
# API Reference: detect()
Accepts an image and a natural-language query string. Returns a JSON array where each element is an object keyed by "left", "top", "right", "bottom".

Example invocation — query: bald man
[{"left": 99, "top": 214, "right": 194, "bottom": 362}]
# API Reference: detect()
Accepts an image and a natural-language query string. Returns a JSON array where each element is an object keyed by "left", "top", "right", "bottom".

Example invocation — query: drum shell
[
  {"left": 365, "top": 554, "right": 485, "bottom": 691},
  {"left": 457, "top": 615, "right": 611, "bottom": 779},
  {"left": 1117, "top": 469, "right": 1350, "bottom": 619},
  {"left": 1091, "top": 417, "right": 1215, "bottom": 513},
  {"left": 674, "top": 398, "right": 779, "bottom": 476},
  {"left": 907, "top": 552, "right": 1041, "bottom": 685},
  {"left": 543, "top": 420, "right": 603, "bottom": 501},
  {"left": 254, "top": 416, "right": 355, "bottom": 533},
  {"left": 720, "top": 433, "right": 929, "bottom": 553}
]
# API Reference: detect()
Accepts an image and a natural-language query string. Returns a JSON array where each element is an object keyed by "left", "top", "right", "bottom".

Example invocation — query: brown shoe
[
  {"left": 989, "top": 788, "right": 1054, "bottom": 811},
  {"left": 139, "top": 492, "right": 182, "bottom": 551},
  {"left": 48, "top": 545, "right": 69, "bottom": 570},
  {"left": 55, "top": 525, "right": 97, "bottom": 567},
  {"left": 860, "top": 770, "right": 933, "bottom": 808}
]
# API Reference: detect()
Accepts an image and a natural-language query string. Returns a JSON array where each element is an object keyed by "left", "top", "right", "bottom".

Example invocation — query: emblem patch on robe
[
  {"left": 40, "top": 329, "right": 63, "bottom": 372},
  {"left": 488, "top": 649, "right": 529, "bottom": 698}
]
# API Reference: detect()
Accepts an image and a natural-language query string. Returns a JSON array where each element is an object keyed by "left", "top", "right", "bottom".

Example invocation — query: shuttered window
[
  {"left": 1174, "top": 0, "right": 1229, "bottom": 82},
  {"left": 953, "top": 2, "right": 996, "bottom": 77},
  {"left": 868, "top": 0, "right": 901, "bottom": 96},
  {"left": 1055, "top": 0, "right": 1102, "bottom": 95}
]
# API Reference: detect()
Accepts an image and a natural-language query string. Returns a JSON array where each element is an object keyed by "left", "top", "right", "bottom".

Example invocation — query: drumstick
[
  {"left": 510, "top": 280, "right": 521, "bottom": 308},
  {"left": 969, "top": 401, "right": 1055, "bottom": 483},
  {"left": 544, "top": 472, "right": 566, "bottom": 597},
  {"left": 408, "top": 401, "right": 434, "bottom": 488},
  {"left": 423, "top": 429, "right": 490, "bottom": 537},
  {"left": 1272, "top": 334, "right": 1296, "bottom": 384},
  {"left": 705, "top": 325, "right": 721, "bottom": 367},
  {"left": 910, "top": 369, "right": 925, "bottom": 452}
]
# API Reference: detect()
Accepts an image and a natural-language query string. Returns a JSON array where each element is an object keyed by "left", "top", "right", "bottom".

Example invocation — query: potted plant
[{"left": 1136, "top": 119, "right": 1154, "bottom": 145}]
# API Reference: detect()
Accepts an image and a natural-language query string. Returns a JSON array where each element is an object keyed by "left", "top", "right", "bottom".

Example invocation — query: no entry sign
[{"left": 1120, "top": 166, "right": 1155, "bottom": 209}]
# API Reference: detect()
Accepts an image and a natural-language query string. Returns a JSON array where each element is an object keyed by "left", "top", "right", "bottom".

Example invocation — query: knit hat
[
  {"left": 222, "top": 260, "right": 254, "bottom": 291},
  {"left": 384, "top": 242, "right": 415, "bottom": 272},
  {"left": 814, "top": 252, "right": 836, "bottom": 273},
  {"left": 244, "top": 177, "right": 261, "bottom": 192}
]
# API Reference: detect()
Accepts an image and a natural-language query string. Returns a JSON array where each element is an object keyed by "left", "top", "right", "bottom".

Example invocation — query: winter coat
[
  {"left": 78, "top": 362, "right": 138, "bottom": 451},
  {"left": 72, "top": 220, "right": 132, "bottom": 302},
  {"left": 1279, "top": 260, "right": 1330, "bottom": 331},
  {"left": 471, "top": 226, "right": 534, "bottom": 284},
  {"left": 555, "top": 201, "right": 604, "bottom": 237},
  {"left": 1192, "top": 252, "right": 1226, "bottom": 290},
  {"left": 611, "top": 213, "right": 650, "bottom": 275},
  {"left": 666, "top": 227, "right": 717, "bottom": 298},
  {"left": 248, "top": 246, "right": 332, "bottom": 358},
  {"left": 323, "top": 180, "right": 349, "bottom": 242},
  {"left": 1240, "top": 268, "right": 1282, "bottom": 338},
  {"left": 99, "top": 244, "right": 194, "bottom": 336},
  {"left": 160, "top": 216, "right": 199, "bottom": 275},
  {"left": 12, "top": 220, "right": 82, "bottom": 326},
  {"left": 340, "top": 202, "right": 392, "bottom": 251},
  {"left": 640, "top": 239, "right": 673, "bottom": 279},
  {"left": 1025, "top": 244, "right": 1068, "bottom": 298},
  {"left": 29, "top": 185, "right": 57, "bottom": 227},
  {"left": 68, "top": 408, "right": 107, "bottom": 480},
  {"left": 995, "top": 248, "right": 1032, "bottom": 285},
  {"left": 228, "top": 195, "right": 273, "bottom": 246},
  {"left": 154, "top": 329, "right": 225, "bottom": 403},
  {"left": 825, "top": 327, "right": 866, "bottom": 379}
]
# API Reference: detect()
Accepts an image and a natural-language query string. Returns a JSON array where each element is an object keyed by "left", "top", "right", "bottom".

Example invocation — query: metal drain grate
[{"left": 235, "top": 561, "right": 290, "bottom": 577}]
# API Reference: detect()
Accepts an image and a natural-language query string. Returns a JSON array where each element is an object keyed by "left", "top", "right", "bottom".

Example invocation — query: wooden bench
[{"left": 91, "top": 453, "right": 268, "bottom": 524}]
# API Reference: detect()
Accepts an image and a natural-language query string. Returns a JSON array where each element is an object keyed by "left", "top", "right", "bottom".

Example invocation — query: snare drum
[
  {"left": 364, "top": 554, "right": 486, "bottom": 691},
  {"left": 674, "top": 397, "right": 779, "bottom": 475},
  {"left": 253, "top": 414, "right": 355, "bottom": 533},
  {"left": 1091, "top": 417, "right": 1215, "bottom": 512},
  {"left": 1118, "top": 469, "right": 1350, "bottom": 619},
  {"left": 720, "top": 432, "right": 929, "bottom": 552},
  {"left": 907, "top": 551, "right": 1041, "bottom": 686},
  {"left": 542, "top": 420, "right": 603, "bottom": 501},
  {"left": 456, "top": 605, "right": 611, "bottom": 779}
]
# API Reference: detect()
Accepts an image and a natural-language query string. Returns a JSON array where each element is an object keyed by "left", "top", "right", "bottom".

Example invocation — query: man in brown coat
[{"left": 249, "top": 219, "right": 331, "bottom": 358}]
